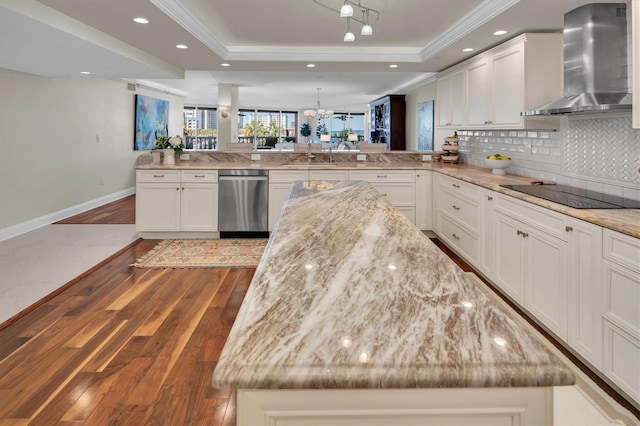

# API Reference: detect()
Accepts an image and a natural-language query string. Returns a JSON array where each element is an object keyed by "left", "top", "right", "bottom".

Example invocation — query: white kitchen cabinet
[
  {"left": 268, "top": 170, "right": 308, "bottom": 231},
  {"left": 566, "top": 218, "right": 603, "bottom": 369},
  {"left": 136, "top": 170, "right": 181, "bottom": 231},
  {"left": 634, "top": 0, "right": 640, "bottom": 128},
  {"left": 180, "top": 171, "right": 218, "bottom": 232},
  {"left": 438, "top": 33, "right": 562, "bottom": 130},
  {"left": 308, "top": 170, "right": 349, "bottom": 181},
  {"left": 465, "top": 57, "right": 491, "bottom": 128},
  {"left": 478, "top": 189, "right": 495, "bottom": 277},
  {"left": 434, "top": 174, "right": 482, "bottom": 268},
  {"left": 492, "top": 194, "right": 568, "bottom": 339},
  {"left": 601, "top": 229, "right": 640, "bottom": 404},
  {"left": 349, "top": 170, "right": 416, "bottom": 224},
  {"left": 436, "top": 68, "right": 466, "bottom": 128},
  {"left": 136, "top": 170, "right": 218, "bottom": 233},
  {"left": 415, "top": 171, "right": 432, "bottom": 230}
]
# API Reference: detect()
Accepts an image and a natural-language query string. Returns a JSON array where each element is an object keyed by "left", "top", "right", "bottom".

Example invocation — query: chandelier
[
  {"left": 311, "top": 0, "right": 380, "bottom": 42},
  {"left": 304, "top": 88, "right": 333, "bottom": 118}
]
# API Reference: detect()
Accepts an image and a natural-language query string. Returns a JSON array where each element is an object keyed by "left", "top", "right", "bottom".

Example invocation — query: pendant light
[{"left": 344, "top": 18, "right": 355, "bottom": 42}]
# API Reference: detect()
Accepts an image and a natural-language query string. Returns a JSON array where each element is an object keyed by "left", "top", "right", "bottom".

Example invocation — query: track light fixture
[{"left": 312, "top": 0, "right": 380, "bottom": 42}]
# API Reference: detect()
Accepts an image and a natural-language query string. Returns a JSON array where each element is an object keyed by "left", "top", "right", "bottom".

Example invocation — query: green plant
[
  {"left": 156, "top": 135, "right": 185, "bottom": 154},
  {"left": 300, "top": 123, "right": 311, "bottom": 137}
]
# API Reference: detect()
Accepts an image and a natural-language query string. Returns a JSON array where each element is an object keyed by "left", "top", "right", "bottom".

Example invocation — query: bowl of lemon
[{"left": 485, "top": 154, "right": 512, "bottom": 175}]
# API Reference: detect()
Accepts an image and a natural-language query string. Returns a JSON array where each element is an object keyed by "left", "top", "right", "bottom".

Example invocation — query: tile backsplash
[{"left": 456, "top": 114, "right": 640, "bottom": 201}]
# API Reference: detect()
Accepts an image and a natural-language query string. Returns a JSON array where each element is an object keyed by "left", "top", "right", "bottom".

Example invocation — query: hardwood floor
[
  {"left": 0, "top": 238, "right": 250, "bottom": 425},
  {"left": 2, "top": 195, "right": 637, "bottom": 424},
  {"left": 55, "top": 195, "right": 135, "bottom": 224}
]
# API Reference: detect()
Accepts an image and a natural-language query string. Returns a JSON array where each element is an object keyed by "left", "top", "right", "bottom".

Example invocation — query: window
[
  {"left": 238, "top": 109, "right": 298, "bottom": 148},
  {"left": 183, "top": 107, "right": 217, "bottom": 150},
  {"left": 318, "top": 112, "right": 365, "bottom": 142}
]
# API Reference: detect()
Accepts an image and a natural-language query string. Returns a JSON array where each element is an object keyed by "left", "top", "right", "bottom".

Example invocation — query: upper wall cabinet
[
  {"left": 437, "top": 33, "right": 563, "bottom": 130},
  {"left": 437, "top": 69, "right": 466, "bottom": 128},
  {"left": 633, "top": 0, "right": 639, "bottom": 128}
]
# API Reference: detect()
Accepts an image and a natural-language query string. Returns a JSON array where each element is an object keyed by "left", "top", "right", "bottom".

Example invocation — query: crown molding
[
  {"left": 418, "top": 0, "right": 520, "bottom": 61},
  {"left": 224, "top": 46, "right": 423, "bottom": 63},
  {"left": 150, "top": 0, "right": 229, "bottom": 59}
]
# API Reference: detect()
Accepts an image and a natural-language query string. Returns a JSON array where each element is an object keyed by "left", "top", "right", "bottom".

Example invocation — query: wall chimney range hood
[{"left": 522, "top": 3, "right": 631, "bottom": 116}]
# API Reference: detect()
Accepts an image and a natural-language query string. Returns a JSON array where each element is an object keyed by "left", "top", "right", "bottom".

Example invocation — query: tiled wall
[{"left": 456, "top": 114, "right": 640, "bottom": 201}]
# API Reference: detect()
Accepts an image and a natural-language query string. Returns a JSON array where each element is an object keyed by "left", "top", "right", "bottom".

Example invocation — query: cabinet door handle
[
  {"left": 377, "top": 175, "right": 387, "bottom": 178},
  {"left": 517, "top": 230, "right": 522, "bottom": 236},
  {"left": 487, "top": 196, "right": 493, "bottom": 201},
  {"left": 452, "top": 233, "right": 460, "bottom": 240},
  {"left": 452, "top": 183, "right": 460, "bottom": 189},
  {"left": 452, "top": 205, "right": 460, "bottom": 211},
  {"left": 523, "top": 232, "right": 529, "bottom": 238},
  {"left": 176, "top": 187, "right": 179, "bottom": 191},
  {"left": 565, "top": 226, "right": 573, "bottom": 232},
  {"left": 153, "top": 174, "right": 165, "bottom": 178},
  {"left": 181, "top": 187, "right": 185, "bottom": 191}
]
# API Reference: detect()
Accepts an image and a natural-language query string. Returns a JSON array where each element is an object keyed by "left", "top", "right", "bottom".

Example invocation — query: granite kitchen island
[{"left": 213, "top": 180, "right": 574, "bottom": 425}]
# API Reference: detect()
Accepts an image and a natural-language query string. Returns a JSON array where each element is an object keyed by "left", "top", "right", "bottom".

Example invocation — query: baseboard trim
[{"left": 0, "top": 187, "right": 135, "bottom": 242}]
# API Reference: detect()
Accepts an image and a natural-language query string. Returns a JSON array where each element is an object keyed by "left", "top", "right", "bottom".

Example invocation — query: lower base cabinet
[
  {"left": 492, "top": 208, "right": 568, "bottom": 340},
  {"left": 136, "top": 170, "right": 218, "bottom": 232},
  {"left": 601, "top": 229, "right": 640, "bottom": 404}
]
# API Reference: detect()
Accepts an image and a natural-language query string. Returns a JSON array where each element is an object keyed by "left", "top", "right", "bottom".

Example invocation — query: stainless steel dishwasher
[{"left": 218, "top": 169, "right": 269, "bottom": 237}]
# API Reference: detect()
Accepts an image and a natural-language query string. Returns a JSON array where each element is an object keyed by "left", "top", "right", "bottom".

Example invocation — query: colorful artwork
[
  {"left": 134, "top": 94, "right": 169, "bottom": 150},
  {"left": 417, "top": 100, "right": 434, "bottom": 151}
]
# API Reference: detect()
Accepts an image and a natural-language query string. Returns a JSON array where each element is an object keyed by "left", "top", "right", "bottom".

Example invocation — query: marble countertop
[
  {"left": 137, "top": 160, "right": 639, "bottom": 238},
  {"left": 213, "top": 180, "right": 574, "bottom": 390}
]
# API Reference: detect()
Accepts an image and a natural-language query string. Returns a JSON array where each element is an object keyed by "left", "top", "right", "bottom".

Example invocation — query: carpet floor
[{"left": 132, "top": 238, "right": 268, "bottom": 268}]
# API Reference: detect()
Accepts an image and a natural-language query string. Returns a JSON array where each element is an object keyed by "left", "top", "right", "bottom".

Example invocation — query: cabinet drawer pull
[
  {"left": 565, "top": 226, "right": 573, "bottom": 232},
  {"left": 487, "top": 196, "right": 493, "bottom": 201},
  {"left": 194, "top": 174, "right": 206, "bottom": 178},
  {"left": 452, "top": 205, "right": 460, "bottom": 211},
  {"left": 517, "top": 230, "right": 522, "bottom": 236},
  {"left": 452, "top": 233, "right": 460, "bottom": 240},
  {"left": 153, "top": 174, "right": 165, "bottom": 178},
  {"left": 452, "top": 183, "right": 460, "bottom": 188},
  {"left": 176, "top": 187, "right": 179, "bottom": 191},
  {"left": 523, "top": 232, "right": 529, "bottom": 238},
  {"left": 376, "top": 175, "right": 387, "bottom": 178}
]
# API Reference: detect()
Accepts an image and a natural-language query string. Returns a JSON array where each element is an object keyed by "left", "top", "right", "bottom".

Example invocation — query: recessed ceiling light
[
  {"left": 493, "top": 30, "right": 508, "bottom": 36},
  {"left": 221, "top": 63, "right": 230, "bottom": 67},
  {"left": 133, "top": 17, "right": 149, "bottom": 24},
  {"left": 80, "top": 71, "right": 91, "bottom": 75},
  {"left": 389, "top": 64, "right": 398, "bottom": 68},
  {"left": 462, "top": 48, "right": 474, "bottom": 52},
  {"left": 307, "top": 63, "right": 316, "bottom": 68},
  {"left": 176, "top": 44, "right": 188, "bottom": 49}
]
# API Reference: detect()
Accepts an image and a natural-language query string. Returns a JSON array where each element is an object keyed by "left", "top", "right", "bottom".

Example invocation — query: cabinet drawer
[
  {"left": 603, "top": 229, "right": 640, "bottom": 273},
  {"left": 440, "top": 213, "right": 480, "bottom": 265},
  {"left": 438, "top": 175, "right": 479, "bottom": 200},
  {"left": 136, "top": 170, "right": 180, "bottom": 183},
  {"left": 349, "top": 170, "right": 415, "bottom": 183},
  {"left": 181, "top": 170, "right": 218, "bottom": 183},
  {"left": 308, "top": 170, "right": 349, "bottom": 181},
  {"left": 495, "top": 194, "right": 566, "bottom": 240},
  {"left": 440, "top": 191, "right": 480, "bottom": 234},
  {"left": 370, "top": 183, "right": 415, "bottom": 206},
  {"left": 269, "top": 170, "right": 308, "bottom": 183}
]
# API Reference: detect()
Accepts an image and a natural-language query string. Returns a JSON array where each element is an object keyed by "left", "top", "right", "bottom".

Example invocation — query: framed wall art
[
  {"left": 134, "top": 94, "right": 169, "bottom": 150},
  {"left": 417, "top": 100, "right": 434, "bottom": 151}
]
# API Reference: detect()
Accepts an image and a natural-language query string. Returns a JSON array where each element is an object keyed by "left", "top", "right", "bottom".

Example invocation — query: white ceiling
[{"left": 0, "top": 0, "right": 627, "bottom": 111}]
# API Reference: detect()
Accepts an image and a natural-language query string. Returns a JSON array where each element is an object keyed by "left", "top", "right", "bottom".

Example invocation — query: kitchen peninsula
[{"left": 212, "top": 179, "right": 574, "bottom": 425}]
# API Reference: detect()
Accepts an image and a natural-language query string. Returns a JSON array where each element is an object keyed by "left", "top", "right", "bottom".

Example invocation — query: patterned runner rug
[{"left": 132, "top": 239, "right": 268, "bottom": 268}]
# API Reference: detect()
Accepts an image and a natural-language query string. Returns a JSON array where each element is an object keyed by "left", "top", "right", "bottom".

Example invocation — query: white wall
[
  {"left": 405, "top": 79, "right": 449, "bottom": 151},
  {"left": 0, "top": 68, "right": 184, "bottom": 231}
]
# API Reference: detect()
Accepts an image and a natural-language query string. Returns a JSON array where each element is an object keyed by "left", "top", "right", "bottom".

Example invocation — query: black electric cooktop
[{"left": 500, "top": 184, "right": 640, "bottom": 209}]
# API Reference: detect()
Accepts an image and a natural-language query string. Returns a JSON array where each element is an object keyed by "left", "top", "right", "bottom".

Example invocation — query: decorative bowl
[{"left": 485, "top": 159, "right": 512, "bottom": 175}]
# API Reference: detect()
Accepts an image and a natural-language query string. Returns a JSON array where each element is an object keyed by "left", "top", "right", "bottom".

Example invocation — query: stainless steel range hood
[{"left": 522, "top": 3, "right": 631, "bottom": 116}]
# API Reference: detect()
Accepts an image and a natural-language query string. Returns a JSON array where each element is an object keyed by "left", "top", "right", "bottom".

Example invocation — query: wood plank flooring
[
  {"left": 0, "top": 238, "right": 249, "bottom": 425},
  {"left": 2, "top": 195, "right": 637, "bottom": 423},
  {"left": 55, "top": 195, "right": 135, "bottom": 224}
]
